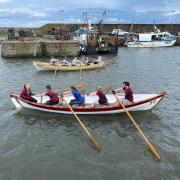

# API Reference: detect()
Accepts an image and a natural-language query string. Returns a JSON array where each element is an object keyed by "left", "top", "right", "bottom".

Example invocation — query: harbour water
[{"left": 0, "top": 47, "right": 180, "bottom": 180}]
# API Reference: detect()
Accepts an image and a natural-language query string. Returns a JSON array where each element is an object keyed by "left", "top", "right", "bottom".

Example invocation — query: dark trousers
[
  {"left": 99, "top": 99, "right": 108, "bottom": 105},
  {"left": 29, "top": 97, "right": 37, "bottom": 103},
  {"left": 69, "top": 99, "right": 78, "bottom": 106},
  {"left": 69, "top": 99, "right": 84, "bottom": 106},
  {"left": 45, "top": 100, "right": 58, "bottom": 105}
]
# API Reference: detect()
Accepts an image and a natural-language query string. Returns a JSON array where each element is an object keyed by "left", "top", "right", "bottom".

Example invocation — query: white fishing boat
[
  {"left": 10, "top": 92, "right": 165, "bottom": 115},
  {"left": 127, "top": 25, "right": 176, "bottom": 48}
]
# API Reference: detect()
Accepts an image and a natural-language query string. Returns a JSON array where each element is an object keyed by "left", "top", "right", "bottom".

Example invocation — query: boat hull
[
  {"left": 127, "top": 40, "right": 176, "bottom": 48},
  {"left": 33, "top": 61, "right": 107, "bottom": 71},
  {"left": 10, "top": 93, "right": 165, "bottom": 115}
]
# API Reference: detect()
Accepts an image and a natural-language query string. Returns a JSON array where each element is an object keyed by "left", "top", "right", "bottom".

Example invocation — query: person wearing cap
[
  {"left": 69, "top": 86, "right": 85, "bottom": 106},
  {"left": 20, "top": 84, "right": 37, "bottom": 103},
  {"left": 44, "top": 85, "right": 59, "bottom": 105},
  {"left": 114, "top": 81, "right": 134, "bottom": 105},
  {"left": 94, "top": 86, "right": 108, "bottom": 107}
]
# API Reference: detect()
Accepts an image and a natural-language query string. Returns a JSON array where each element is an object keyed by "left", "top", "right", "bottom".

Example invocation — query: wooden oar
[
  {"left": 56, "top": 83, "right": 87, "bottom": 93},
  {"left": 53, "top": 59, "right": 60, "bottom": 81},
  {"left": 80, "top": 58, "right": 82, "bottom": 80},
  {"left": 36, "top": 83, "right": 87, "bottom": 98},
  {"left": 63, "top": 98, "right": 101, "bottom": 150},
  {"left": 88, "top": 84, "right": 112, "bottom": 96},
  {"left": 112, "top": 91, "right": 161, "bottom": 161},
  {"left": 53, "top": 67, "right": 58, "bottom": 81}
]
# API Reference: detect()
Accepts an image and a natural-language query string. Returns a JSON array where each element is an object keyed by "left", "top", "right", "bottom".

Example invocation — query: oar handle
[{"left": 56, "top": 83, "right": 87, "bottom": 93}]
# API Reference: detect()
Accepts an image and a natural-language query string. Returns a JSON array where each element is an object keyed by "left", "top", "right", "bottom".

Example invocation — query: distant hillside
[{"left": 1, "top": 23, "right": 180, "bottom": 35}]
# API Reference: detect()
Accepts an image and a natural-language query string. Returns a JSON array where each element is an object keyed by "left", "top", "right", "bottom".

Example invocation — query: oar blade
[{"left": 148, "top": 142, "right": 161, "bottom": 161}]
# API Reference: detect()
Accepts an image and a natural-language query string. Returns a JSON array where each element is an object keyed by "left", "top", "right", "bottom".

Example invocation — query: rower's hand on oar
[{"left": 112, "top": 90, "right": 116, "bottom": 95}]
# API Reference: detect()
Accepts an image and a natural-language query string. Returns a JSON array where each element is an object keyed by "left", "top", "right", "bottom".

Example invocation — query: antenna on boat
[
  {"left": 98, "top": 9, "right": 110, "bottom": 33},
  {"left": 129, "top": 21, "right": 134, "bottom": 34},
  {"left": 60, "top": 9, "right": 64, "bottom": 25},
  {"left": 170, "top": 10, "right": 176, "bottom": 33},
  {"left": 83, "top": 11, "right": 98, "bottom": 31},
  {"left": 153, "top": 20, "right": 157, "bottom": 32}
]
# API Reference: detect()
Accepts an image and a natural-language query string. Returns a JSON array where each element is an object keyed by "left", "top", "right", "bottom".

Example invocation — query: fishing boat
[
  {"left": 32, "top": 60, "right": 107, "bottom": 71},
  {"left": 73, "top": 11, "right": 118, "bottom": 54},
  {"left": 10, "top": 92, "right": 165, "bottom": 115},
  {"left": 126, "top": 25, "right": 176, "bottom": 48}
]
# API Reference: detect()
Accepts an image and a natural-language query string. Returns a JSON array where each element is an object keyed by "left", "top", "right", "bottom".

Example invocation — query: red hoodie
[
  {"left": 20, "top": 88, "right": 34, "bottom": 101},
  {"left": 124, "top": 87, "right": 133, "bottom": 102}
]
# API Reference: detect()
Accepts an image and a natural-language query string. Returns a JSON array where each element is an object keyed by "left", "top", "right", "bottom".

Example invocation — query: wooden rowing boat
[
  {"left": 10, "top": 92, "right": 165, "bottom": 115},
  {"left": 32, "top": 60, "right": 107, "bottom": 71}
]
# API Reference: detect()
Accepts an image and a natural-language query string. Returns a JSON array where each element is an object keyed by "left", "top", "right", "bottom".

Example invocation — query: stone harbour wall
[{"left": 1, "top": 40, "right": 80, "bottom": 58}]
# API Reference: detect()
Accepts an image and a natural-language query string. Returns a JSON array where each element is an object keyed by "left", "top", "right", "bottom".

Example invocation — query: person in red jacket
[
  {"left": 114, "top": 81, "right": 134, "bottom": 105},
  {"left": 122, "top": 81, "right": 133, "bottom": 103},
  {"left": 20, "top": 84, "right": 37, "bottom": 103},
  {"left": 94, "top": 86, "right": 108, "bottom": 107},
  {"left": 44, "top": 85, "right": 59, "bottom": 105}
]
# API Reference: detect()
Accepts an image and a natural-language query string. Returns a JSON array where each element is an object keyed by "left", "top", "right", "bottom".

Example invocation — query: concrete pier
[{"left": 1, "top": 40, "right": 80, "bottom": 58}]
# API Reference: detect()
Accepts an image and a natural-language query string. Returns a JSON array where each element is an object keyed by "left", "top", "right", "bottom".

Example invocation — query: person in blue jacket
[{"left": 69, "top": 86, "right": 85, "bottom": 106}]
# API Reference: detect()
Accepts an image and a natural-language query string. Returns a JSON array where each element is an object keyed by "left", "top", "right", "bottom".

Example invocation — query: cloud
[
  {"left": 0, "top": 0, "right": 180, "bottom": 27},
  {"left": 0, "top": 8, "right": 48, "bottom": 17},
  {"left": 0, "top": 0, "right": 13, "bottom": 3}
]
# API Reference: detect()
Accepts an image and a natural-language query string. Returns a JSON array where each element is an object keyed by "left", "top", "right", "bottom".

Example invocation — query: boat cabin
[{"left": 137, "top": 33, "right": 158, "bottom": 42}]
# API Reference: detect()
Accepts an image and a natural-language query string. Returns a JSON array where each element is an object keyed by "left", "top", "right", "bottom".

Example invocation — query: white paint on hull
[
  {"left": 127, "top": 40, "right": 176, "bottom": 48},
  {"left": 10, "top": 93, "right": 165, "bottom": 115}
]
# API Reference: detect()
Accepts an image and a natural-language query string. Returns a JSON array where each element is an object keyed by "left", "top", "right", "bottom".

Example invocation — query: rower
[
  {"left": 114, "top": 81, "right": 134, "bottom": 105},
  {"left": 49, "top": 56, "right": 57, "bottom": 65},
  {"left": 94, "top": 55, "right": 102, "bottom": 64},
  {"left": 20, "top": 84, "right": 37, "bottom": 103},
  {"left": 93, "top": 86, "right": 108, "bottom": 107},
  {"left": 43, "top": 85, "right": 60, "bottom": 105},
  {"left": 69, "top": 86, "right": 85, "bottom": 107},
  {"left": 61, "top": 57, "right": 69, "bottom": 66},
  {"left": 71, "top": 57, "right": 80, "bottom": 66},
  {"left": 86, "top": 57, "right": 93, "bottom": 65}
]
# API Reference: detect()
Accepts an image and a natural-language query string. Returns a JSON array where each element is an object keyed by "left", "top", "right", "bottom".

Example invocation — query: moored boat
[
  {"left": 32, "top": 60, "right": 107, "bottom": 71},
  {"left": 10, "top": 92, "right": 165, "bottom": 115},
  {"left": 126, "top": 25, "right": 176, "bottom": 48}
]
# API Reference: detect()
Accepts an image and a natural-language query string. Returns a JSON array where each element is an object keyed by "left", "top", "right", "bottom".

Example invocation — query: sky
[{"left": 0, "top": 0, "right": 180, "bottom": 27}]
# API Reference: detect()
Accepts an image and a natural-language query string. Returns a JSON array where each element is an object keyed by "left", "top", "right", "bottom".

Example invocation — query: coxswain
[{"left": 20, "top": 84, "right": 37, "bottom": 103}]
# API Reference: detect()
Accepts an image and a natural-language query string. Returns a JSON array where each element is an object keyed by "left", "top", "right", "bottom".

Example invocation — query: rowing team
[
  {"left": 49, "top": 55, "right": 102, "bottom": 66},
  {"left": 20, "top": 81, "right": 133, "bottom": 107}
]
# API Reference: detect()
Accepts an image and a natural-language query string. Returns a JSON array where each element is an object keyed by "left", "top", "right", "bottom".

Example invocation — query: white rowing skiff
[{"left": 10, "top": 92, "right": 165, "bottom": 115}]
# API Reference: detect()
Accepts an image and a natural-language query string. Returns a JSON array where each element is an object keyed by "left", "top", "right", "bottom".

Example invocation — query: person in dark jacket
[
  {"left": 44, "top": 85, "right": 59, "bottom": 105},
  {"left": 20, "top": 84, "right": 37, "bottom": 103},
  {"left": 69, "top": 86, "right": 85, "bottom": 106},
  {"left": 94, "top": 86, "right": 108, "bottom": 106}
]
